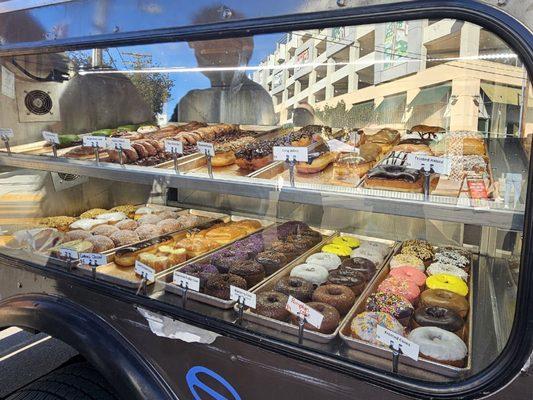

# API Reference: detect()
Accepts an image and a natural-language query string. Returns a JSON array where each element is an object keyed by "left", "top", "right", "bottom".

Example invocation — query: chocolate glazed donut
[
  {"left": 413, "top": 306, "right": 464, "bottom": 335},
  {"left": 367, "top": 165, "right": 421, "bottom": 182},
  {"left": 274, "top": 277, "right": 314, "bottom": 302},
  {"left": 253, "top": 291, "right": 290, "bottom": 321}
]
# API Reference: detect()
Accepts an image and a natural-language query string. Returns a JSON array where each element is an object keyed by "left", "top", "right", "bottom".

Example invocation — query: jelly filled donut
[
  {"left": 378, "top": 276, "right": 420, "bottom": 304},
  {"left": 419, "top": 289, "right": 469, "bottom": 318},
  {"left": 253, "top": 291, "right": 290, "bottom": 321},
  {"left": 413, "top": 306, "right": 465, "bottom": 335},
  {"left": 289, "top": 302, "right": 340, "bottom": 334},
  {"left": 290, "top": 264, "right": 329, "bottom": 286},
  {"left": 350, "top": 311, "right": 404, "bottom": 346},
  {"left": 274, "top": 277, "right": 314, "bottom": 302},
  {"left": 312, "top": 284, "right": 356, "bottom": 315},
  {"left": 426, "top": 274, "right": 468, "bottom": 297},
  {"left": 389, "top": 266, "right": 427, "bottom": 287},
  {"left": 408, "top": 327, "right": 467, "bottom": 367},
  {"left": 306, "top": 252, "right": 341, "bottom": 271},
  {"left": 365, "top": 291, "right": 414, "bottom": 326}
]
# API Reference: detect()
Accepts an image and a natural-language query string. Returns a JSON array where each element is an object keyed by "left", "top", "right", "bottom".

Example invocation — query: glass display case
[{"left": 0, "top": 1, "right": 532, "bottom": 399}]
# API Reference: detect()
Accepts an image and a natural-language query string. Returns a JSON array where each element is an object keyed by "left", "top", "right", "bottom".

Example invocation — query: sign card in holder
[
  {"left": 165, "top": 139, "right": 184, "bottom": 154},
  {"left": 405, "top": 154, "right": 450, "bottom": 175},
  {"left": 134, "top": 260, "right": 155, "bottom": 281},
  {"left": 376, "top": 325, "right": 419, "bottom": 361},
  {"left": 173, "top": 271, "right": 200, "bottom": 292},
  {"left": 285, "top": 295, "right": 323, "bottom": 329},
  {"left": 42, "top": 131, "right": 60, "bottom": 144},
  {"left": 230, "top": 286, "right": 256, "bottom": 309},
  {"left": 83, "top": 136, "right": 107, "bottom": 148},
  {"left": 273, "top": 146, "right": 309, "bottom": 162},
  {"left": 197, "top": 141, "right": 215, "bottom": 156}
]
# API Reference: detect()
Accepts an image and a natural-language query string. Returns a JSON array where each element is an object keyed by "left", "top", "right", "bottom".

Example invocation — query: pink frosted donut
[
  {"left": 378, "top": 276, "right": 420, "bottom": 304},
  {"left": 389, "top": 266, "right": 427, "bottom": 287}
]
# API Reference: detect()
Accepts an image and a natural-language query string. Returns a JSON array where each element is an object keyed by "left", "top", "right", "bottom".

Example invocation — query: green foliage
[{"left": 315, "top": 100, "right": 374, "bottom": 128}]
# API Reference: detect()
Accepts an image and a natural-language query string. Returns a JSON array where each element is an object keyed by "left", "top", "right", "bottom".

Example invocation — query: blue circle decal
[{"left": 186, "top": 366, "right": 241, "bottom": 400}]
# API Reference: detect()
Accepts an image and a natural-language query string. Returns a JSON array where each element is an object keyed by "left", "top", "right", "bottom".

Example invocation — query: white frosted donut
[
  {"left": 350, "top": 248, "right": 383, "bottom": 266},
  {"left": 408, "top": 327, "right": 467, "bottom": 363},
  {"left": 305, "top": 252, "right": 341, "bottom": 271},
  {"left": 359, "top": 241, "right": 390, "bottom": 257},
  {"left": 427, "top": 262, "right": 469, "bottom": 281},
  {"left": 96, "top": 211, "right": 127, "bottom": 223},
  {"left": 69, "top": 218, "right": 106, "bottom": 231},
  {"left": 290, "top": 263, "right": 329, "bottom": 286}
]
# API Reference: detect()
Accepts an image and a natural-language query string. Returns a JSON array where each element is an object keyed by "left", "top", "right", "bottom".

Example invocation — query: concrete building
[{"left": 252, "top": 19, "right": 533, "bottom": 137}]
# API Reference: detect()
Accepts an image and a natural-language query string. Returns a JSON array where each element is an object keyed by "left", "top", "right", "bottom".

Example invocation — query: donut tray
[
  {"left": 236, "top": 233, "right": 398, "bottom": 344},
  {"left": 338, "top": 245, "right": 474, "bottom": 378},
  {"left": 161, "top": 225, "right": 336, "bottom": 309}
]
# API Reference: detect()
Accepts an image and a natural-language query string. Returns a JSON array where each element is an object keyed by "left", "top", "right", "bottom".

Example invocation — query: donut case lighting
[{"left": 0, "top": 1, "right": 532, "bottom": 398}]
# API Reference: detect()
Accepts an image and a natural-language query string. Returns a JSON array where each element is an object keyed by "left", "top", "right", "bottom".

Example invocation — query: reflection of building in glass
[{"left": 252, "top": 20, "right": 533, "bottom": 137}]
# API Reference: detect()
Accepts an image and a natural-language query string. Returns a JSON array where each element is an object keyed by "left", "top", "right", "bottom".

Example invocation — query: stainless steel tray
[
  {"left": 86, "top": 216, "right": 274, "bottom": 289},
  {"left": 163, "top": 225, "right": 336, "bottom": 309},
  {"left": 338, "top": 245, "right": 474, "bottom": 378},
  {"left": 238, "top": 233, "right": 398, "bottom": 343}
]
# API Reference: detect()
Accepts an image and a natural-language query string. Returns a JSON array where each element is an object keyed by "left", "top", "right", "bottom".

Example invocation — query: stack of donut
[{"left": 350, "top": 240, "right": 470, "bottom": 367}]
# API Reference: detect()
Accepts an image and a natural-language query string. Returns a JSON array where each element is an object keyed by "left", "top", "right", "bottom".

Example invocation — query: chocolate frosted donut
[
  {"left": 340, "top": 257, "right": 376, "bottom": 281},
  {"left": 210, "top": 249, "right": 250, "bottom": 273},
  {"left": 312, "top": 284, "right": 356, "bottom": 315},
  {"left": 365, "top": 291, "right": 414, "bottom": 326},
  {"left": 180, "top": 263, "right": 219, "bottom": 288},
  {"left": 269, "top": 241, "right": 299, "bottom": 259},
  {"left": 253, "top": 291, "right": 290, "bottom": 321},
  {"left": 274, "top": 276, "right": 314, "bottom": 302},
  {"left": 289, "top": 302, "right": 340, "bottom": 334},
  {"left": 205, "top": 274, "right": 247, "bottom": 300},
  {"left": 327, "top": 269, "right": 366, "bottom": 295},
  {"left": 255, "top": 250, "right": 288, "bottom": 275},
  {"left": 413, "top": 306, "right": 464, "bottom": 334},
  {"left": 229, "top": 260, "right": 265, "bottom": 287},
  {"left": 419, "top": 289, "right": 469, "bottom": 318}
]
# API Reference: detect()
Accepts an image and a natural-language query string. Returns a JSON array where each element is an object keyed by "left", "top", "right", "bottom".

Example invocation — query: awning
[
  {"left": 409, "top": 85, "right": 451, "bottom": 107},
  {"left": 480, "top": 82, "right": 521, "bottom": 106},
  {"left": 373, "top": 93, "right": 406, "bottom": 125}
]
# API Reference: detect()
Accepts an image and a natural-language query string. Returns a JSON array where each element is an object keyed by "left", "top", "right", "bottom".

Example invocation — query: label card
[
  {"left": 164, "top": 139, "right": 184, "bottom": 154},
  {"left": 376, "top": 325, "right": 419, "bottom": 361},
  {"left": 59, "top": 248, "right": 78, "bottom": 260},
  {"left": 326, "top": 139, "right": 357, "bottom": 153},
  {"left": 42, "top": 131, "right": 60, "bottom": 144},
  {"left": 1, "top": 66, "right": 15, "bottom": 99},
  {"left": 173, "top": 271, "right": 200, "bottom": 292},
  {"left": 197, "top": 141, "right": 215, "bottom": 156},
  {"left": 285, "top": 295, "right": 323, "bottom": 329},
  {"left": 273, "top": 146, "right": 309, "bottom": 162},
  {"left": 405, "top": 154, "right": 450, "bottom": 175},
  {"left": 83, "top": 135, "right": 107, "bottom": 148},
  {"left": 0, "top": 128, "right": 14, "bottom": 139},
  {"left": 107, "top": 137, "right": 132, "bottom": 150},
  {"left": 79, "top": 253, "right": 107, "bottom": 266},
  {"left": 230, "top": 286, "right": 257, "bottom": 309},
  {"left": 134, "top": 260, "right": 155, "bottom": 281}
]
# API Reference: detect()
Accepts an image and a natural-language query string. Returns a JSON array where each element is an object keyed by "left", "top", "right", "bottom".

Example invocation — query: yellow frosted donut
[
  {"left": 322, "top": 243, "right": 352, "bottom": 257},
  {"left": 332, "top": 236, "right": 360, "bottom": 249},
  {"left": 426, "top": 274, "right": 468, "bottom": 297}
]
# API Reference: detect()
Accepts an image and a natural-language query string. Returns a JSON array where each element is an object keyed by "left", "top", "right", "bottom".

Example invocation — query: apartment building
[{"left": 252, "top": 19, "right": 532, "bottom": 136}]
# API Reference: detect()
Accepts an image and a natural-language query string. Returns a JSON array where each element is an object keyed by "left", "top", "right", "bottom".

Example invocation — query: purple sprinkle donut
[{"left": 210, "top": 249, "right": 250, "bottom": 273}]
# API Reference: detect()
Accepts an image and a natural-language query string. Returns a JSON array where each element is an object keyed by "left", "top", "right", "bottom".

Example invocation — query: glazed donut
[
  {"left": 289, "top": 302, "right": 340, "bottom": 334},
  {"left": 426, "top": 262, "right": 468, "bottom": 281},
  {"left": 212, "top": 151, "right": 237, "bottom": 167},
  {"left": 340, "top": 257, "right": 376, "bottom": 281},
  {"left": 365, "top": 291, "right": 414, "bottom": 326},
  {"left": 204, "top": 273, "right": 247, "bottom": 300},
  {"left": 85, "top": 235, "right": 114, "bottom": 252},
  {"left": 390, "top": 254, "right": 425, "bottom": 271},
  {"left": 274, "top": 276, "right": 314, "bottom": 302},
  {"left": 321, "top": 243, "right": 352, "bottom": 257},
  {"left": 389, "top": 266, "right": 427, "bottom": 287},
  {"left": 255, "top": 250, "right": 287, "bottom": 275},
  {"left": 175, "top": 236, "right": 216, "bottom": 258},
  {"left": 419, "top": 289, "right": 469, "bottom": 318},
  {"left": 229, "top": 260, "right": 265, "bottom": 287},
  {"left": 253, "top": 291, "right": 290, "bottom": 321},
  {"left": 290, "top": 264, "right": 329, "bottom": 286},
  {"left": 378, "top": 276, "right": 420, "bottom": 304},
  {"left": 306, "top": 252, "right": 341, "bottom": 271},
  {"left": 115, "top": 219, "right": 139, "bottom": 231},
  {"left": 349, "top": 248, "right": 383, "bottom": 266},
  {"left": 312, "top": 284, "right": 356, "bottom": 315},
  {"left": 408, "top": 327, "right": 467, "bottom": 367},
  {"left": 426, "top": 274, "right": 468, "bottom": 297},
  {"left": 413, "top": 306, "right": 465, "bottom": 334},
  {"left": 205, "top": 226, "right": 248, "bottom": 245},
  {"left": 331, "top": 236, "right": 360, "bottom": 249},
  {"left": 327, "top": 269, "right": 366, "bottom": 295},
  {"left": 350, "top": 311, "right": 404, "bottom": 346}
]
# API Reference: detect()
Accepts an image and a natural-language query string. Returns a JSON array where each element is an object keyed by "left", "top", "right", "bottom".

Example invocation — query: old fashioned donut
[
  {"left": 378, "top": 276, "right": 420, "bottom": 304},
  {"left": 306, "top": 252, "right": 341, "bottom": 271},
  {"left": 312, "top": 284, "right": 356, "bottom": 315},
  {"left": 290, "top": 264, "right": 329, "bottom": 286},
  {"left": 427, "top": 262, "right": 468, "bottom": 281},
  {"left": 426, "top": 274, "right": 468, "bottom": 296},
  {"left": 289, "top": 302, "right": 340, "bottom": 334},
  {"left": 413, "top": 306, "right": 465, "bottom": 335},
  {"left": 274, "top": 277, "right": 314, "bottom": 302},
  {"left": 419, "top": 289, "right": 469, "bottom": 318},
  {"left": 408, "top": 327, "right": 467, "bottom": 367},
  {"left": 365, "top": 291, "right": 414, "bottom": 326},
  {"left": 253, "top": 291, "right": 290, "bottom": 321},
  {"left": 212, "top": 151, "right": 236, "bottom": 167},
  {"left": 350, "top": 311, "right": 404, "bottom": 346},
  {"left": 389, "top": 266, "right": 427, "bottom": 287}
]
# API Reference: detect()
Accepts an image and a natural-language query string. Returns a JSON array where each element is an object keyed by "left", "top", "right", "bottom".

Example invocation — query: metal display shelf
[{"left": 0, "top": 151, "right": 525, "bottom": 231}]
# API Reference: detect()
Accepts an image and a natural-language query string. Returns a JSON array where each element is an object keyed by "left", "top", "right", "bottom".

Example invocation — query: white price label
[
  {"left": 165, "top": 139, "right": 184, "bottom": 154},
  {"left": 1, "top": 66, "right": 15, "bottom": 99},
  {"left": 405, "top": 154, "right": 450, "bottom": 175},
  {"left": 79, "top": 253, "right": 107, "bottom": 266},
  {"left": 134, "top": 260, "right": 155, "bottom": 281},
  {"left": 285, "top": 295, "right": 323, "bottom": 329},
  {"left": 0, "top": 128, "right": 14, "bottom": 139},
  {"left": 230, "top": 286, "right": 257, "bottom": 309},
  {"left": 59, "top": 248, "right": 78, "bottom": 260},
  {"left": 273, "top": 146, "right": 309, "bottom": 162},
  {"left": 197, "top": 141, "right": 215, "bottom": 156},
  {"left": 376, "top": 325, "right": 419, "bottom": 361},
  {"left": 83, "top": 135, "right": 107, "bottom": 148},
  {"left": 107, "top": 137, "right": 132, "bottom": 150},
  {"left": 42, "top": 131, "right": 60, "bottom": 144},
  {"left": 326, "top": 139, "right": 357, "bottom": 153},
  {"left": 173, "top": 271, "right": 200, "bottom": 292}
]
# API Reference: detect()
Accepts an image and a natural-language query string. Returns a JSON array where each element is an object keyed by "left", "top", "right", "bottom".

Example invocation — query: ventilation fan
[
  {"left": 24, "top": 90, "right": 53, "bottom": 115},
  {"left": 16, "top": 82, "right": 61, "bottom": 122}
]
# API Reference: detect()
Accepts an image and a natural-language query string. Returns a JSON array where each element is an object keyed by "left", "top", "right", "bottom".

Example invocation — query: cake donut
[
  {"left": 306, "top": 252, "right": 342, "bottom": 271},
  {"left": 365, "top": 291, "right": 414, "bottom": 326},
  {"left": 419, "top": 289, "right": 469, "bottom": 318},
  {"left": 426, "top": 262, "right": 468, "bottom": 281},
  {"left": 426, "top": 274, "right": 468, "bottom": 296},
  {"left": 204, "top": 274, "right": 247, "bottom": 300},
  {"left": 327, "top": 269, "right": 366, "bottom": 295},
  {"left": 253, "top": 291, "right": 290, "bottom": 321},
  {"left": 331, "top": 236, "right": 360, "bottom": 249},
  {"left": 413, "top": 306, "right": 465, "bottom": 334},
  {"left": 390, "top": 253, "right": 425, "bottom": 271},
  {"left": 255, "top": 250, "right": 288, "bottom": 275},
  {"left": 322, "top": 243, "right": 352, "bottom": 257},
  {"left": 274, "top": 277, "right": 314, "bottom": 302},
  {"left": 408, "top": 327, "right": 467, "bottom": 367},
  {"left": 228, "top": 260, "right": 265, "bottom": 287},
  {"left": 290, "top": 264, "right": 329, "bottom": 286},
  {"left": 378, "top": 276, "right": 420, "bottom": 304},
  {"left": 180, "top": 263, "right": 219, "bottom": 288},
  {"left": 389, "top": 266, "right": 427, "bottom": 287},
  {"left": 312, "top": 284, "right": 356, "bottom": 315},
  {"left": 350, "top": 311, "right": 404, "bottom": 346},
  {"left": 289, "top": 302, "right": 340, "bottom": 334},
  {"left": 210, "top": 249, "right": 250, "bottom": 273},
  {"left": 349, "top": 248, "right": 383, "bottom": 266}
]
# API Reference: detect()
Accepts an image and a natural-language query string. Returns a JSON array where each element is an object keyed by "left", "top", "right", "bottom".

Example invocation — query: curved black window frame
[{"left": 1, "top": 1, "right": 532, "bottom": 399}]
